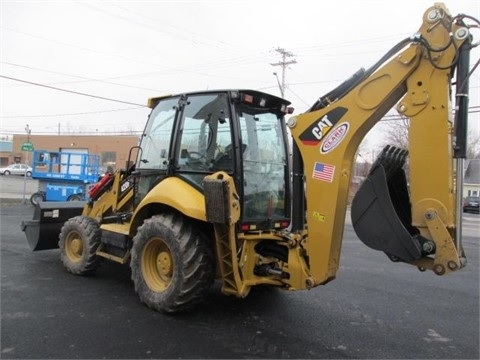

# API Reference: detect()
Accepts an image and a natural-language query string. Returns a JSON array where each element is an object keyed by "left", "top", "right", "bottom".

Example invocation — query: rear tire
[
  {"left": 59, "top": 216, "right": 102, "bottom": 275},
  {"left": 130, "top": 213, "right": 214, "bottom": 313},
  {"left": 67, "top": 194, "right": 83, "bottom": 201}
]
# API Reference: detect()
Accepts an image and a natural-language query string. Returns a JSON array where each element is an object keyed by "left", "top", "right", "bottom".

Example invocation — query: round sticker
[{"left": 320, "top": 122, "right": 349, "bottom": 154}]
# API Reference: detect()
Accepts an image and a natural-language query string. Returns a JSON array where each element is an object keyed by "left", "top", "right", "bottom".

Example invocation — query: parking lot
[{"left": 1, "top": 176, "right": 479, "bottom": 359}]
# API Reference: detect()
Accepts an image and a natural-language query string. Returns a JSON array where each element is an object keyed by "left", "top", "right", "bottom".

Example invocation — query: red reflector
[
  {"left": 243, "top": 94, "right": 253, "bottom": 103},
  {"left": 241, "top": 224, "right": 249, "bottom": 231}
]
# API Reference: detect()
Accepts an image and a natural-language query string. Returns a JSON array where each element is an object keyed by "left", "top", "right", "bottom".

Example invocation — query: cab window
[{"left": 175, "top": 93, "right": 232, "bottom": 187}]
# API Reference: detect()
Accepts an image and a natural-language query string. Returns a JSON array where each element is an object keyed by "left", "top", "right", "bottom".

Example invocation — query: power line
[
  {"left": 1, "top": 26, "right": 274, "bottom": 83},
  {"left": 284, "top": 85, "right": 310, "bottom": 108},
  {"left": 0, "top": 129, "right": 144, "bottom": 135},
  {"left": 1, "top": 61, "right": 166, "bottom": 92},
  {"left": 0, "top": 75, "right": 147, "bottom": 107},
  {"left": 379, "top": 107, "right": 480, "bottom": 121},
  {"left": 0, "top": 25, "right": 168, "bottom": 71},
  {"left": 292, "top": 33, "right": 411, "bottom": 53},
  {"left": 103, "top": 2, "right": 246, "bottom": 54},
  {"left": 0, "top": 106, "right": 144, "bottom": 119}
]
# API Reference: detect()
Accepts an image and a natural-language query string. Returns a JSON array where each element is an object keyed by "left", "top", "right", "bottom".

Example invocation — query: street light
[
  {"left": 25, "top": 124, "right": 31, "bottom": 142},
  {"left": 273, "top": 72, "right": 284, "bottom": 98}
]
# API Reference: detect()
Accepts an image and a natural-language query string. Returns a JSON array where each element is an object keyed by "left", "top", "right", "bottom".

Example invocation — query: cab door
[
  {"left": 134, "top": 97, "right": 178, "bottom": 204},
  {"left": 172, "top": 92, "right": 233, "bottom": 189}
]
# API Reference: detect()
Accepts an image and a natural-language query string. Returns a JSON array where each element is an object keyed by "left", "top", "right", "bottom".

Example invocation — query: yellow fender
[{"left": 135, "top": 177, "right": 206, "bottom": 221}]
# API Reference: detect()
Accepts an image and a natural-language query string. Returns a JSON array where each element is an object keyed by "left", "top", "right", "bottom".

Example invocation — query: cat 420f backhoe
[{"left": 23, "top": 3, "right": 478, "bottom": 313}]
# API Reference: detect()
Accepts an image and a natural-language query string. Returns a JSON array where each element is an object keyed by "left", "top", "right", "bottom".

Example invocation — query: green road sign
[{"left": 21, "top": 142, "right": 34, "bottom": 152}]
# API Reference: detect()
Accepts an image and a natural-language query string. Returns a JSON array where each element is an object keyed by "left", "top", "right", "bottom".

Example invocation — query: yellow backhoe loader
[{"left": 22, "top": 3, "right": 478, "bottom": 313}]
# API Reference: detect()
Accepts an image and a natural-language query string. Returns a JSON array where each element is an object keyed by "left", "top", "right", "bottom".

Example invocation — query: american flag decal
[{"left": 312, "top": 162, "right": 335, "bottom": 182}]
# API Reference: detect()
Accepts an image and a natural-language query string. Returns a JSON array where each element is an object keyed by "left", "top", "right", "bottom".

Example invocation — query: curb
[{"left": 0, "top": 198, "right": 33, "bottom": 206}]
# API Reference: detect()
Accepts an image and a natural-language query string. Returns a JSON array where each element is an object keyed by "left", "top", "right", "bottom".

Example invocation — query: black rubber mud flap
[
  {"left": 21, "top": 201, "right": 85, "bottom": 251},
  {"left": 351, "top": 146, "right": 423, "bottom": 262}
]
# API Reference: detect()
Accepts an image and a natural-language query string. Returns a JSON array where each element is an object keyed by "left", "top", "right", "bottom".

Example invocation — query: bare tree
[
  {"left": 380, "top": 115, "right": 480, "bottom": 159},
  {"left": 466, "top": 132, "right": 480, "bottom": 159},
  {"left": 379, "top": 116, "right": 409, "bottom": 150}
]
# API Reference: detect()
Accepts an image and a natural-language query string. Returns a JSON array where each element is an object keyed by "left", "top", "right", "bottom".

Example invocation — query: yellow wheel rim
[
  {"left": 65, "top": 232, "right": 84, "bottom": 262},
  {"left": 141, "top": 237, "right": 173, "bottom": 292}
]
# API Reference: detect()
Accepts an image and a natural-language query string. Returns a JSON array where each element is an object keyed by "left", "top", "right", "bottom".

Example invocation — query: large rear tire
[
  {"left": 59, "top": 216, "right": 102, "bottom": 275},
  {"left": 130, "top": 213, "right": 214, "bottom": 313}
]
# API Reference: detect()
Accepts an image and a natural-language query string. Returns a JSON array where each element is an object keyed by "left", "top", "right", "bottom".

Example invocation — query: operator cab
[{"left": 135, "top": 90, "right": 292, "bottom": 230}]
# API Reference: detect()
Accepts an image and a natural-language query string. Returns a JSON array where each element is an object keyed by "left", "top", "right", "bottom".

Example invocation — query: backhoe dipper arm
[{"left": 287, "top": 3, "right": 474, "bottom": 285}]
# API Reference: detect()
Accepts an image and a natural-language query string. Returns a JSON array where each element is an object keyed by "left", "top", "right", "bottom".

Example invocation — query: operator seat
[{"left": 211, "top": 143, "right": 247, "bottom": 172}]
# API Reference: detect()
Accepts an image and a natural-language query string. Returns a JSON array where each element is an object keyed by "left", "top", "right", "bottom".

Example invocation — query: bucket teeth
[{"left": 372, "top": 145, "right": 408, "bottom": 176}]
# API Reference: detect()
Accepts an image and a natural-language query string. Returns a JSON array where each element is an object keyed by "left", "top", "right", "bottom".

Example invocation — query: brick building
[{"left": 2, "top": 134, "right": 139, "bottom": 170}]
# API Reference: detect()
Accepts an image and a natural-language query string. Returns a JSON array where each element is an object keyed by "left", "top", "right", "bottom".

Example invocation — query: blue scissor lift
[{"left": 30, "top": 150, "right": 101, "bottom": 205}]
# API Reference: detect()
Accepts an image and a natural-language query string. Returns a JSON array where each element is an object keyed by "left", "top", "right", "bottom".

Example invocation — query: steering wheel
[{"left": 187, "top": 151, "right": 204, "bottom": 161}]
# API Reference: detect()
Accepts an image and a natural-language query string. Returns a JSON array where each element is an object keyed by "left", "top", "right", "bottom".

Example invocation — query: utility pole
[
  {"left": 270, "top": 47, "right": 297, "bottom": 98},
  {"left": 22, "top": 124, "right": 32, "bottom": 205}
]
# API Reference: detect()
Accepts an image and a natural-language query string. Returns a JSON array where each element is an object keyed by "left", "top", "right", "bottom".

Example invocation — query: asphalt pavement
[{"left": 1, "top": 176, "right": 479, "bottom": 359}]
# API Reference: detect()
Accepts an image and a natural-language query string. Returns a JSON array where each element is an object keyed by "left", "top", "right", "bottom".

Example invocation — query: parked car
[
  {"left": 0, "top": 163, "right": 33, "bottom": 176},
  {"left": 463, "top": 196, "right": 480, "bottom": 214}
]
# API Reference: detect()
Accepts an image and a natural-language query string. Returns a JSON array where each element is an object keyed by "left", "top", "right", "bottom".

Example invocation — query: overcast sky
[{"left": 1, "top": 0, "right": 479, "bottom": 150}]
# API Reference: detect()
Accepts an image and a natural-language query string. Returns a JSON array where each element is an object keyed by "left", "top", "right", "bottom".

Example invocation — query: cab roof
[{"left": 147, "top": 89, "right": 290, "bottom": 109}]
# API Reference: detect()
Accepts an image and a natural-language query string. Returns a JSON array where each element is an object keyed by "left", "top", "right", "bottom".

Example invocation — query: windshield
[
  {"left": 238, "top": 105, "right": 288, "bottom": 222},
  {"left": 139, "top": 97, "right": 178, "bottom": 170}
]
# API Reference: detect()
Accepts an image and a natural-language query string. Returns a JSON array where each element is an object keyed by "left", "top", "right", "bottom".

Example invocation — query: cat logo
[
  {"left": 312, "top": 116, "right": 333, "bottom": 140},
  {"left": 299, "top": 107, "right": 348, "bottom": 146}
]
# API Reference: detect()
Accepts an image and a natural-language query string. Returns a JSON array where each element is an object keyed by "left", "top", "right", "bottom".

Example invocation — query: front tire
[
  {"left": 59, "top": 216, "right": 103, "bottom": 275},
  {"left": 30, "top": 191, "right": 46, "bottom": 206},
  {"left": 130, "top": 213, "right": 214, "bottom": 313}
]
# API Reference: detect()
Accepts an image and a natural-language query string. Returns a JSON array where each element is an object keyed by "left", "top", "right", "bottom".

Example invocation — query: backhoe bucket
[
  {"left": 21, "top": 201, "right": 85, "bottom": 251},
  {"left": 351, "top": 146, "right": 429, "bottom": 262}
]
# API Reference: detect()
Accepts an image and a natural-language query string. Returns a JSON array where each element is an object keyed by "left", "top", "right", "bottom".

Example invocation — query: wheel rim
[
  {"left": 65, "top": 231, "right": 84, "bottom": 262},
  {"left": 141, "top": 237, "right": 173, "bottom": 292}
]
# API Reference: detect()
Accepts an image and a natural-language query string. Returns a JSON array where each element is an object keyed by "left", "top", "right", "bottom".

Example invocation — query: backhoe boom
[{"left": 288, "top": 3, "right": 472, "bottom": 283}]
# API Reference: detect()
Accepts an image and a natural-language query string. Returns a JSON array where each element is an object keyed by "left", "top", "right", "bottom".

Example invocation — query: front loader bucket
[
  {"left": 21, "top": 201, "right": 85, "bottom": 251},
  {"left": 351, "top": 146, "right": 431, "bottom": 262}
]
